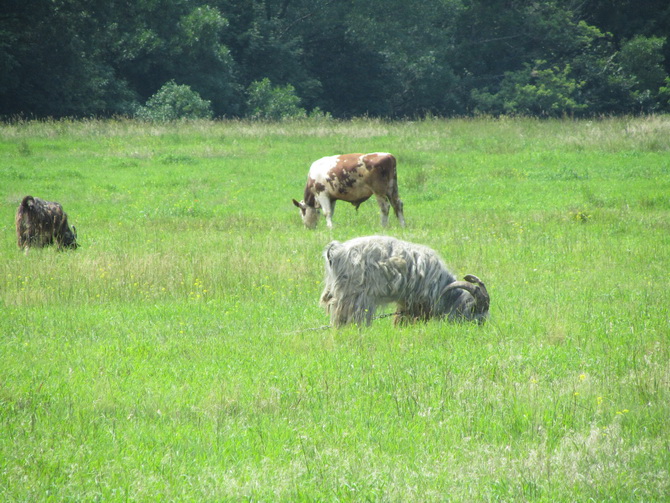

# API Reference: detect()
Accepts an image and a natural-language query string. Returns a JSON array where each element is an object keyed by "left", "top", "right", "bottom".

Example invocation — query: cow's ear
[{"left": 292, "top": 199, "right": 302, "bottom": 208}]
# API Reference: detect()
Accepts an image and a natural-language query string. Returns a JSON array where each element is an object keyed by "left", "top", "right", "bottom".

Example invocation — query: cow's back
[{"left": 358, "top": 153, "right": 397, "bottom": 193}]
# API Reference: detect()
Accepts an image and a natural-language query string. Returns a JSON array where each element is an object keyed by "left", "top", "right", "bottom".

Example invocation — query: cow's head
[
  {"left": 292, "top": 199, "right": 319, "bottom": 229},
  {"left": 61, "top": 224, "right": 78, "bottom": 249}
]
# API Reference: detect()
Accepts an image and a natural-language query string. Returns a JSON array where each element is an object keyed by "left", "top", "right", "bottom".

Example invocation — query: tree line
[{"left": 1, "top": 0, "right": 669, "bottom": 119}]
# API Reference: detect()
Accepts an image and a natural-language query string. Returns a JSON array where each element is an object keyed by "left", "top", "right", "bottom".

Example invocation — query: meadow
[{"left": 0, "top": 116, "right": 669, "bottom": 501}]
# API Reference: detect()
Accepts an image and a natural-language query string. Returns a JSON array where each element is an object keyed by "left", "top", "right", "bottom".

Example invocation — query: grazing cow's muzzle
[
  {"left": 292, "top": 199, "right": 319, "bottom": 229},
  {"left": 61, "top": 225, "right": 78, "bottom": 249}
]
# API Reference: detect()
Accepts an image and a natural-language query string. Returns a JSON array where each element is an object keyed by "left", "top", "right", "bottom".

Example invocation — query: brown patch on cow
[
  {"left": 304, "top": 178, "right": 317, "bottom": 208},
  {"left": 337, "top": 154, "right": 363, "bottom": 171},
  {"left": 327, "top": 156, "right": 365, "bottom": 193},
  {"left": 329, "top": 171, "right": 358, "bottom": 194},
  {"left": 363, "top": 153, "right": 393, "bottom": 179}
]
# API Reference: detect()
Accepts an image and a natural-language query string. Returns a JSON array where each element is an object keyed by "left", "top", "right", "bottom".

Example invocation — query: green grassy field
[{"left": 1, "top": 117, "right": 669, "bottom": 501}]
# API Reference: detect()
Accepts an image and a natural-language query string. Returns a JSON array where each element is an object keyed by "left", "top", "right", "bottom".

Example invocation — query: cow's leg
[
  {"left": 317, "top": 195, "right": 335, "bottom": 228},
  {"left": 375, "top": 195, "right": 391, "bottom": 227}
]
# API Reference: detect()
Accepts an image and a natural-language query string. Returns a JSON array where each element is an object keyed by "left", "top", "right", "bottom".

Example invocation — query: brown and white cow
[
  {"left": 292, "top": 152, "right": 405, "bottom": 229},
  {"left": 15, "top": 195, "right": 78, "bottom": 251}
]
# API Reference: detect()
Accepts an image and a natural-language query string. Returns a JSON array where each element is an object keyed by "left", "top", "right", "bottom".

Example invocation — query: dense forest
[{"left": 1, "top": 0, "right": 669, "bottom": 119}]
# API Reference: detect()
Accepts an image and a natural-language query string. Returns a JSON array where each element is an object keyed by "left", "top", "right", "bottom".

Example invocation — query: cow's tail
[
  {"left": 385, "top": 156, "right": 405, "bottom": 226},
  {"left": 388, "top": 158, "right": 401, "bottom": 200}
]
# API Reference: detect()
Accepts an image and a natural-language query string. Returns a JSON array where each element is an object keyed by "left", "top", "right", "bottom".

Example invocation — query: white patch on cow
[{"left": 308, "top": 155, "right": 340, "bottom": 184}]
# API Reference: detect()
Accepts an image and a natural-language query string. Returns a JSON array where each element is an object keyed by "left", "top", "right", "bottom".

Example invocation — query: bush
[
  {"left": 135, "top": 81, "right": 213, "bottom": 121},
  {"left": 246, "top": 78, "right": 306, "bottom": 120},
  {"left": 618, "top": 36, "right": 668, "bottom": 111},
  {"left": 472, "top": 61, "right": 585, "bottom": 117}
]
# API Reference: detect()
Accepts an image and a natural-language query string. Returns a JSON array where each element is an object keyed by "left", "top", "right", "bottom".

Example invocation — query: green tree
[
  {"left": 619, "top": 35, "right": 668, "bottom": 111},
  {"left": 214, "top": 0, "right": 320, "bottom": 106},
  {"left": 451, "top": 0, "right": 613, "bottom": 116},
  {"left": 1, "top": 0, "right": 669, "bottom": 118},
  {"left": 343, "top": 0, "right": 462, "bottom": 116},
  {"left": 170, "top": 6, "right": 240, "bottom": 116},
  {"left": 0, "top": 0, "right": 135, "bottom": 117},
  {"left": 106, "top": 1, "right": 240, "bottom": 117},
  {"left": 472, "top": 61, "right": 585, "bottom": 116}
]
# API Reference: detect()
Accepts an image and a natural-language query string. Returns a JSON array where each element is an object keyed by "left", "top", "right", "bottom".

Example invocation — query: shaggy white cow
[
  {"left": 320, "top": 236, "right": 489, "bottom": 327},
  {"left": 293, "top": 152, "right": 405, "bottom": 229}
]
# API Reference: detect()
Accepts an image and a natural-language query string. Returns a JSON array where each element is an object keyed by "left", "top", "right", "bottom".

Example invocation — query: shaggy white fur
[{"left": 320, "top": 236, "right": 489, "bottom": 327}]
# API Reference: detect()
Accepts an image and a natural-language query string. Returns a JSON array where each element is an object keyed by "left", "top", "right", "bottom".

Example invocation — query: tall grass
[{"left": 1, "top": 116, "right": 669, "bottom": 501}]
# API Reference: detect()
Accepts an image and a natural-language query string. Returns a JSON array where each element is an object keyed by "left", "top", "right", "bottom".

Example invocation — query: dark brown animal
[
  {"left": 15, "top": 196, "right": 78, "bottom": 250},
  {"left": 292, "top": 152, "right": 405, "bottom": 229}
]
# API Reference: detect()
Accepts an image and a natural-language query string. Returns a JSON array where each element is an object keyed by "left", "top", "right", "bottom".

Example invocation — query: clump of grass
[{"left": 17, "top": 140, "right": 31, "bottom": 156}]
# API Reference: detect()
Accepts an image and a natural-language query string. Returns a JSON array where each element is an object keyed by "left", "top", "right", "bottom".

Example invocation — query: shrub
[
  {"left": 618, "top": 35, "right": 669, "bottom": 112},
  {"left": 135, "top": 81, "right": 213, "bottom": 121},
  {"left": 472, "top": 61, "right": 585, "bottom": 117},
  {"left": 246, "top": 78, "right": 306, "bottom": 120}
]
